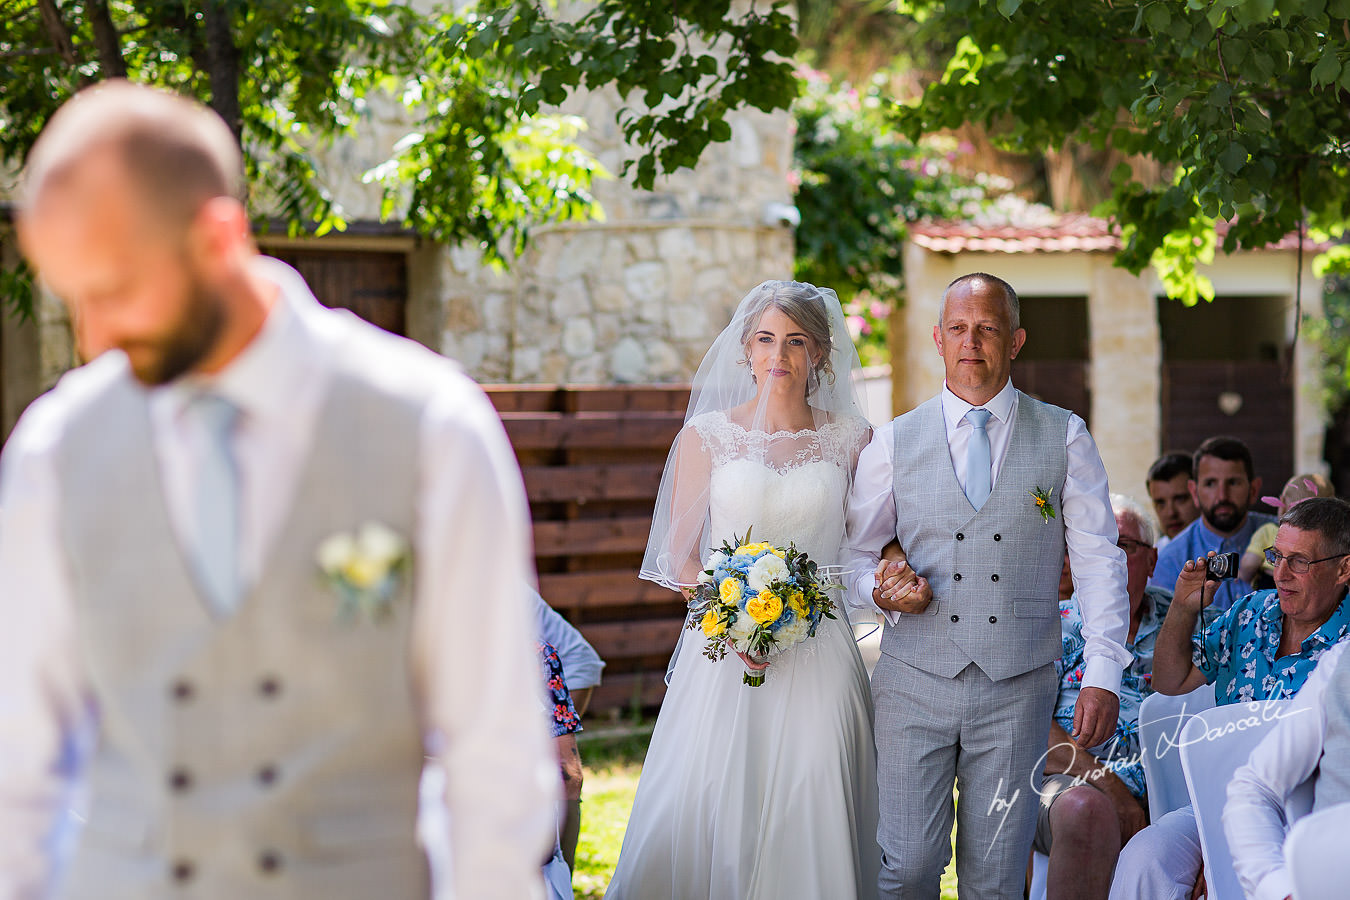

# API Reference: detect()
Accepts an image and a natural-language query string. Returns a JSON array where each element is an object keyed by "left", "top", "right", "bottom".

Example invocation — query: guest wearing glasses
[{"left": 1109, "top": 496, "right": 1350, "bottom": 900}]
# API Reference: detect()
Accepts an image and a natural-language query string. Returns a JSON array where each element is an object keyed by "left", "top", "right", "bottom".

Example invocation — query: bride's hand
[
  {"left": 873, "top": 558, "right": 933, "bottom": 615},
  {"left": 735, "top": 650, "right": 770, "bottom": 671}
]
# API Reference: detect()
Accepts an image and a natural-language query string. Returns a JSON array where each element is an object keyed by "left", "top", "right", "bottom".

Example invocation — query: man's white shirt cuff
[{"left": 1081, "top": 657, "right": 1124, "bottom": 696}]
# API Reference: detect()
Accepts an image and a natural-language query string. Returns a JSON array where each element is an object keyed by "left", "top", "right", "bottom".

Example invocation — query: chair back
[
  {"left": 1139, "top": 684, "right": 1216, "bottom": 822},
  {"left": 1179, "top": 700, "right": 1301, "bottom": 900},
  {"left": 1286, "top": 803, "right": 1350, "bottom": 900}
]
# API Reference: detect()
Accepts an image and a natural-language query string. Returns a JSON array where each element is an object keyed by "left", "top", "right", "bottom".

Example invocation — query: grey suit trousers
[{"left": 873, "top": 655, "right": 1057, "bottom": 899}]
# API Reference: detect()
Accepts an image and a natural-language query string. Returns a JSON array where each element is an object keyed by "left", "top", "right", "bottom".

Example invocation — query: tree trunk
[
  {"left": 35, "top": 0, "right": 80, "bottom": 69},
  {"left": 201, "top": 0, "right": 242, "bottom": 143},
  {"left": 87, "top": 0, "right": 127, "bottom": 79}
]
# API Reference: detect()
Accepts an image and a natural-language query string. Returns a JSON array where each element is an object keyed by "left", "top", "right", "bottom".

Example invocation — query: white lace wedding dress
[{"left": 607, "top": 412, "right": 881, "bottom": 900}]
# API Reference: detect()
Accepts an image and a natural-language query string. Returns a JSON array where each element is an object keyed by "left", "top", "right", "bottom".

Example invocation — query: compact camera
[{"left": 1205, "top": 551, "right": 1241, "bottom": 581}]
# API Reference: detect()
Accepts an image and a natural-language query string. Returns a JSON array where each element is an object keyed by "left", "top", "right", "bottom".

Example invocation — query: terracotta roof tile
[{"left": 909, "top": 214, "right": 1331, "bottom": 254}]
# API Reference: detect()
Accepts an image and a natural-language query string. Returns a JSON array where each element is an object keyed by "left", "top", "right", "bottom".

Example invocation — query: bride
[{"left": 606, "top": 281, "right": 925, "bottom": 900}]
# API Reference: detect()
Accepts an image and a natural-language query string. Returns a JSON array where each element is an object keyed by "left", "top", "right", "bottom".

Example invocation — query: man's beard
[
  {"left": 1203, "top": 500, "right": 1245, "bottom": 533},
  {"left": 125, "top": 282, "right": 227, "bottom": 386}
]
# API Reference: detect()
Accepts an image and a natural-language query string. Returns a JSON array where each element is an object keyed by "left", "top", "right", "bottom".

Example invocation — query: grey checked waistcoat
[
  {"left": 53, "top": 363, "right": 430, "bottom": 900},
  {"left": 1313, "top": 644, "right": 1350, "bottom": 811},
  {"left": 885, "top": 392, "right": 1070, "bottom": 682}
]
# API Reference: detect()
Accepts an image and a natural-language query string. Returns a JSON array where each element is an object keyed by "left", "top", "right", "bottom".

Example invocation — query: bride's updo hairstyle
[{"left": 737, "top": 280, "right": 836, "bottom": 389}]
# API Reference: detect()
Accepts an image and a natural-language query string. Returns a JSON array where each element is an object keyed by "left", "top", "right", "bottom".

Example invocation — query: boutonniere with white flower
[
  {"left": 1030, "top": 486, "right": 1056, "bottom": 524},
  {"left": 316, "top": 522, "right": 411, "bottom": 622}
]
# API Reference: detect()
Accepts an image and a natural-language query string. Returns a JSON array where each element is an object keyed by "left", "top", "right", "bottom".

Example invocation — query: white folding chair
[
  {"left": 1286, "top": 802, "right": 1350, "bottom": 900},
  {"left": 1139, "top": 684, "right": 1216, "bottom": 822},
  {"left": 1028, "top": 850, "right": 1049, "bottom": 900},
  {"left": 1179, "top": 700, "right": 1306, "bottom": 900}
]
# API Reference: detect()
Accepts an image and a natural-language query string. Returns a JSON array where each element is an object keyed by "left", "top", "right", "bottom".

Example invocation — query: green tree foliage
[
  {"left": 894, "top": 0, "right": 1350, "bottom": 304},
  {"left": 0, "top": 0, "right": 798, "bottom": 311},
  {"left": 792, "top": 70, "right": 1002, "bottom": 364}
]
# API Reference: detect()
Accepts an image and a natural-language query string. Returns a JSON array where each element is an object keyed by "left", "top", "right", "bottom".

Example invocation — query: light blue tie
[
  {"left": 965, "top": 407, "right": 992, "bottom": 510},
  {"left": 191, "top": 393, "right": 241, "bottom": 618}
]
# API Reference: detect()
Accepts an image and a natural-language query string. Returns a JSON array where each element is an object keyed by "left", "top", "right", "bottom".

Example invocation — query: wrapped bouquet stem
[{"left": 688, "top": 529, "right": 839, "bottom": 687}]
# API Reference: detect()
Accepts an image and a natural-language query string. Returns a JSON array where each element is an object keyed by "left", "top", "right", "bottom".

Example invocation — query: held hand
[
  {"left": 1174, "top": 555, "right": 1220, "bottom": 614},
  {"left": 735, "top": 650, "right": 769, "bottom": 672},
  {"left": 873, "top": 559, "right": 933, "bottom": 615},
  {"left": 1071, "top": 686, "right": 1120, "bottom": 750}
]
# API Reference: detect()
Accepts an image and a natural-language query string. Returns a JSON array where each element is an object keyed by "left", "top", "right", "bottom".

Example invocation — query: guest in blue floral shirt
[
  {"left": 537, "top": 641, "right": 582, "bottom": 900},
  {"left": 1113, "top": 496, "right": 1350, "bottom": 900},
  {"left": 1034, "top": 496, "right": 1167, "bottom": 898}
]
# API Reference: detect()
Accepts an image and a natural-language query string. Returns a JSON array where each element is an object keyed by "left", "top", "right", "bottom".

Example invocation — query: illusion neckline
[{"left": 708, "top": 408, "right": 843, "bottom": 440}]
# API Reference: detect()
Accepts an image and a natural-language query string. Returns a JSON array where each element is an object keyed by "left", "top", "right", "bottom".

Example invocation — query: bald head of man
[{"left": 18, "top": 80, "right": 268, "bottom": 385}]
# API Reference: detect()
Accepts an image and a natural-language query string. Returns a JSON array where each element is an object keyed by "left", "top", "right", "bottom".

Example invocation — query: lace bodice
[{"left": 691, "top": 411, "right": 870, "bottom": 567}]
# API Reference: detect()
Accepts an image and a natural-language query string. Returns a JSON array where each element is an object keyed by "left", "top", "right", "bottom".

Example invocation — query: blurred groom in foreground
[{"left": 0, "top": 81, "right": 554, "bottom": 898}]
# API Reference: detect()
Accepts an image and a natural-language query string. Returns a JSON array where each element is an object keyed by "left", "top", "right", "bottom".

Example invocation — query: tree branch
[
  {"left": 87, "top": 0, "right": 127, "bottom": 78},
  {"left": 35, "top": 0, "right": 80, "bottom": 69}
]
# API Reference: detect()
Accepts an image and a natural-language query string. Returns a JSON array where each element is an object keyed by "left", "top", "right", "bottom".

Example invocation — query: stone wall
[{"left": 296, "top": 13, "right": 797, "bottom": 384}]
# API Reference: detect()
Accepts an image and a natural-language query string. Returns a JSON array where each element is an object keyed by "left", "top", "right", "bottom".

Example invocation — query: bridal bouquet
[{"left": 688, "top": 531, "right": 838, "bottom": 687}]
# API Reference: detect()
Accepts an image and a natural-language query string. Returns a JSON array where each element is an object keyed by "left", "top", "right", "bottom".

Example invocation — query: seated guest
[
  {"left": 1110, "top": 497, "right": 1350, "bottom": 900},
  {"left": 531, "top": 589, "right": 605, "bottom": 869},
  {"left": 1225, "top": 639, "right": 1350, "bottom": 900},
  {"left": 1147, "top": 452, "right": 1199, "bottom": 551},
  {"left": 539, "top": 640, "right": 584, "bottom": 900},
  {"left": 1035, "top": 495, "right": 1168, "bottom": 899},
  {"left": 1238, "top": 472, "right": 1334, "bottom": 589},
  {"left": 533, "top": 589, "right": 606, "bottom": 715},
  {"left": 1149, "top": 436, "right": 1275, "bottom": 613}
]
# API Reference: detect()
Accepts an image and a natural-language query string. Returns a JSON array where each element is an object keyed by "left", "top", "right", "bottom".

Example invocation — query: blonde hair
[
  {"left": 1281, "top": 473, "right": 1334, "bottom": 508},
  {"left": 738, "top": 280, "right": 836, "bottom": 387}
]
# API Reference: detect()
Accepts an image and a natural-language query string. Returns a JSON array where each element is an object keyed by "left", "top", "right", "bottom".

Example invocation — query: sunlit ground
[{"left": 572, "top": 724, "right": 960, "bottom": 899}]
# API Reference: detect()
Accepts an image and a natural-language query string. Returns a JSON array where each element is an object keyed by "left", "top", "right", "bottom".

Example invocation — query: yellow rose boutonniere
[{"left": 1030, "top": 486, "right": 1056, "bottom": 524}]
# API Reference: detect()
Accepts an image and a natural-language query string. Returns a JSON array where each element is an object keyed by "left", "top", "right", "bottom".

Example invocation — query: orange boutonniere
[{"left": 1031, "top": 486, "right": 1056, "bottom": 524}]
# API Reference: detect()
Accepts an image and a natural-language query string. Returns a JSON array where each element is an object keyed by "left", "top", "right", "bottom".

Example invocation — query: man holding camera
[
  {"left": 1109, "top": 497, "right": 1350, "bottom": 900},
  {"left": 1148, "top": 436, "right": 1274, "bottom": 613}
]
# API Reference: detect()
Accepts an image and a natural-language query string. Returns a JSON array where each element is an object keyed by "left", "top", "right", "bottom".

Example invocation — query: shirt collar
[
  {"left": 940, "top": 379, "right": 1017, "bottom": 431},
  {"left": 156, "top": 256, "right": 321, "bottom": 426},
  {"left": 1305, "top": 595, "right": 1350, "bottom": 649}
]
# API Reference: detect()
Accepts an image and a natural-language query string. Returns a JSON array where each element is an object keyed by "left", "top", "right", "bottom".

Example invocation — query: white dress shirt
[
  {"left": 1225, "top": 639, "right": 1349, "bottom": 900},
  {"left": 844, "top": 380, "right": 1131, "bottom": 693},
  {"left": 0, "top": 257, "right": 555, "bottom": 898}
]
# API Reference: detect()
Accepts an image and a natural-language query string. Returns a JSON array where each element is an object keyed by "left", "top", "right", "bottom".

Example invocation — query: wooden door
[{"left": 267, "top": 248, "right": 407, "bottom": 336}]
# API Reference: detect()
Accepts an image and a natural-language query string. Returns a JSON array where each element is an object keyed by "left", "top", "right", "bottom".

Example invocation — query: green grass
[{"left": 572, "top": 723, "right": 961, "bottom": 899}]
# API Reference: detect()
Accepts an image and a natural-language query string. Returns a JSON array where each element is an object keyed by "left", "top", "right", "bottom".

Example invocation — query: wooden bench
[{"left": 485, "top": 385, "right": 692, "bottom": 715}]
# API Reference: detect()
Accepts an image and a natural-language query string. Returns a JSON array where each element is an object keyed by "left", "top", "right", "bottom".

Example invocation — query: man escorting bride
[
  {"left": 608, "top": 281, "right": 923, "bottom": 899},
  {"left": 611, "top": 272, "right": 1131, "bottom": 900},
  {"left": 846, "top": 272, "right": 1130, "bottom": 898}
]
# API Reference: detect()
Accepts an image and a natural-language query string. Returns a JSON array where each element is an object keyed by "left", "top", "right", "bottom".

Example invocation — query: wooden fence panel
[{"left": 486, "top": 384, "right": 691, "bottom": 716}]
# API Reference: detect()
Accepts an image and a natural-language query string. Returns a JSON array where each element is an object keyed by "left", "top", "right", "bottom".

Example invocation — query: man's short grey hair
[
  {"left": 938, "top": 272, "right": 1021, "bottom": 331},
  {"left": 1281, "top": 497, "right": 1350, "bottom": 556},
  {"left": 1111, "top": 493, "right": 1157, "bottom": 546}
]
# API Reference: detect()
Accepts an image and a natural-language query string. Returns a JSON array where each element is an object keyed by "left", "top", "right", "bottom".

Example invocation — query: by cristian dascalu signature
[{"left": 982, "top": 691, "right": 1310, "bottom": 856}]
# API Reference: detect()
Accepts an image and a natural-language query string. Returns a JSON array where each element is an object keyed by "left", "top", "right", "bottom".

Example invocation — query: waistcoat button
[
  {"left": 258, "top": 677, "right": 281, "bottom": 698},
  {"left": 171, "top": 860, "right": 194, "bottom": 883},
  {"left": 956, "top": 532, "right": 965, "bottom": 541},
  {"left": 994, "top": 534, "right": 1002, "bottom": 541},
  {"left": 989, "top": 615, "right": 998, "bottom": 624},
  {"left": 953, "top": 573, "right": 962, "bottom": 582},
  {"left": 259, "top": 850, "right": 283, "bottom": 874},
  {"left": 171, "top": 680, "right": 194, "bottom": 702},
  {"left": 950, "top": 614, "right": 960, "bottom": 623},
  {"left": 257, "top": 764, "right": 278, "bottom": 787},
  {"left": 991, "top": 574, "right": 1000, "bottom": 582},
  {"left": 169, "top": 768, "right": 193, "bottom": 792}
]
